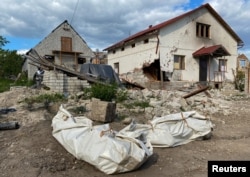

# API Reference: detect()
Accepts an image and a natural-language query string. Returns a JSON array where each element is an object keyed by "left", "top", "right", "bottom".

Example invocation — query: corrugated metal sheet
[{"left": 192, "top": 45, "right": 230, "bottom": 57}]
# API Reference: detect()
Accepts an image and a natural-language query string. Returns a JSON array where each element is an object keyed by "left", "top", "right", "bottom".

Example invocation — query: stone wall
[{"left": 43, "top": 71, "right": 90, "bottom": 93}]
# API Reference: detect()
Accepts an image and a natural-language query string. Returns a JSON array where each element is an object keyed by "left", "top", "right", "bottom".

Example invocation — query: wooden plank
[{"left": 183, "top": 85, "right": 209, "bottom": 99}]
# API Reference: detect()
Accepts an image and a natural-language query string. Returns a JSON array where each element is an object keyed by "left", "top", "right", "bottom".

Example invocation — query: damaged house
[
  {"left": 23, "top": 20, "right": 95, "bottom": 80},
  {"left": 104, "top": 3, "right": 244, "bottom": 89}
]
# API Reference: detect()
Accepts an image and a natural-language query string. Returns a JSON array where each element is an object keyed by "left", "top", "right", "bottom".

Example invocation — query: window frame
[
  {"left": 114, "top": 62, "right": 119, "bottom": 74},
  {"left": 174, "top": 55, "right": 185, "bottom": 70},
  {"left": 196, "top": 22, "right": 211, "bottom": 38},
  {"left": 240, "top": 59, "right": 246, "bottom": 68},
  {"left": 218, "top": 59, "right": 227, "bottom": 72}
]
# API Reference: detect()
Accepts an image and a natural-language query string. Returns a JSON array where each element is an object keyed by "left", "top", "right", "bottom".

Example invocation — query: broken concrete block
[{"left": 91, "top": 98, "right": 116, "bottom": 123}]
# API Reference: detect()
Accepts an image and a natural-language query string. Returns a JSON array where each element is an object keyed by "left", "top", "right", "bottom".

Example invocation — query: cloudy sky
[{"left": 1, "top": 0, "right": 249, "bottom": 58}]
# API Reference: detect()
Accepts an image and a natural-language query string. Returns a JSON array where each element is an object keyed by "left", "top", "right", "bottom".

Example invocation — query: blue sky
[{"left": 1, "top": 0, "right": 249, "bottom": 58}]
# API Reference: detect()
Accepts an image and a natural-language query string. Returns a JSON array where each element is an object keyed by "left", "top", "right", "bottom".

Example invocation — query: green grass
[
  {"left": 0, "top": 78, "right": 13, "bottom": 92},
  {"left": 0, "top": 76, "right": 34, "bottom": 93}
]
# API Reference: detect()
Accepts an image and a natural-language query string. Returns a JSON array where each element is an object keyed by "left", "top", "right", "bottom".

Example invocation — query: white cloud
[
  {"left": 17, "top": 49, "right": 29, "bottom": 55},
  {"left": 0, "top": 0, "right": 249, "bottom": 58}
]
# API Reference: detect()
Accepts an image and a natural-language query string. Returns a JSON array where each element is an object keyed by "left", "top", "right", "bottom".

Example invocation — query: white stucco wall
[
  {"left": 159, "top": 8, "right": 238, "bottom": 82},
  {"left": 107, "top": 7, "right": 239, "bottom": 82},
  {"left": 107, "top": 36, "right": 159, "bottom": 74}
]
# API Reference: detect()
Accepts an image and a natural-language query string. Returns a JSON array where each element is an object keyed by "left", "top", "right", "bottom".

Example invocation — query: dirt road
[{"left": 0, "top": 88, "right": 250, "bottom": 177}]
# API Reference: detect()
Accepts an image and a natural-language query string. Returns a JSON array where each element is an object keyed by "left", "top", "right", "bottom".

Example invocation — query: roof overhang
[{"left": 192, "top": 45, "right": 231, "bottom": 58}]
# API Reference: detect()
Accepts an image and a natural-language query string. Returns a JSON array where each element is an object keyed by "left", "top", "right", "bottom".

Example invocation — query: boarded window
[
  {"left": 174, "top": 55, "right": 185, "bottom": 70},
  {"left": 61, "top": 37, "right": 72, "bottom": 52},
  {"left": 196, "top": 23, "right": 210, "bottom": 38},
  {"left": 219, "top": 59, "right": 227, "bottom": 72}
]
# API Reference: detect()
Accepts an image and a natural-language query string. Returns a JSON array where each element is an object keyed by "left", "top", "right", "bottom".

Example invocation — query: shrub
[
  {"left": 84, "top": 83, "right": 118, "bottom": 102},
  {"left": 235, "top": 70, "right": 245, "bottom": 91}
]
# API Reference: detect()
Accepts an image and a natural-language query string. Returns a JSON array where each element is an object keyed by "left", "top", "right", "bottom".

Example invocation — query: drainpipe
[
  {"left": 155, "top": 34, "right": 159, "bottom": 54},
  {"left": 155, "top": 33, "right": 164, "bottom": 89}
]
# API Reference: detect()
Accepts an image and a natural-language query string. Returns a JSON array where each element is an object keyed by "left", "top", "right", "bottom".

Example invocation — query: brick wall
[{"left": 43, "top": 71, "right": 90, "bottom": 93}]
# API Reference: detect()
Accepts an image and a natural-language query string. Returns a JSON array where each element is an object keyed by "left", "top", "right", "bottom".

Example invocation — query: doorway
[{"left": 199, "top": 56, "right": 208, "bottom": 82}]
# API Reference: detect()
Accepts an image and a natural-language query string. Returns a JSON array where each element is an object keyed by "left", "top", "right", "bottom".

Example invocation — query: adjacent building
[{"left": 23, "top": 20, "right": 94, "bottom": 79}]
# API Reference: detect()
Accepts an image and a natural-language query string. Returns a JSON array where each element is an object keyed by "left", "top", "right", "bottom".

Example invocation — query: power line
[{"left": 70, "top": 0, "right": 80, "bottom": 25}]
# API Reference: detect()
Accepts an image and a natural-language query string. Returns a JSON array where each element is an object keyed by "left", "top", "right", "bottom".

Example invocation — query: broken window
[
  {"left": 131, "top": 43, "right": 135, "bottom": 48},
  {"left": 240, "top": 60, "right": 246, "bottom": 68},
  {"left": 196, "top": 23, "right": 210, "bottom": 38},
  {"left": 144, "top": 39, "right": 149, "bottom": 44},
  {"left": 78, "top": 58, "right": 86, "bottom": 64},
  {"left": 114, "top": 62, "right": 119, "bottom": 74},
  {"left": 121, "top": 47, "right": 125, "bottom": 51},
  {"left": 61, "top": 37, "right": 72, "bottom": 52},
  {"left": 112, "top": 50, "right": 116, "bottom": 54},
  {"left": 219, "top": 59, "right": 227, "bottom": 72},
  {"left": 174, "top": 55, "right": 185, "bottom": 70}
]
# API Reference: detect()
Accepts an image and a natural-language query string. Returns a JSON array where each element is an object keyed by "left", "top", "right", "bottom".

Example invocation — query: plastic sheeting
[
  {"left": 118, "top": 111, "right": 213, "bottom": 147},
  {"left": 52, "top": 105, "right": 153, "bottom": 174},
  {"left": 80, "top": 64, "right": 121, "bottom": 84}
]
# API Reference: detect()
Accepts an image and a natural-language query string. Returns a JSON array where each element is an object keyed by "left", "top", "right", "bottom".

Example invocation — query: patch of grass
[
  {"left": 23, "top": 93, "right": 66, "bottom": 105},
  {"left": 0, "top": 73, "right": 34, "bottom": 93},
  {"left": 0, "top": 78, "right": 12, "bottom": 92},
  {"left": 116, "top": 89, "right": 128, "bottom": 103}
]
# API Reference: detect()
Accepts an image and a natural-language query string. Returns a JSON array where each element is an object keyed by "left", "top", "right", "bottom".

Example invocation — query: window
[
  {"left": 61, "top": 37, "right": 72, "bottom": 51},
  {"left": 121, "top": 47, "right": 125, "bottom": 51},
  {"left": 240, "top": 60, "right": 246, "bottom": 68},
  {"left": 144, "top": 39, "right": 149, "bottom": 44},
  {"left": 174, "top": 55, "right": 185, "bottom": 70},
  {"left": 196, "top": 23, "right": 210, "bottom": 38},
  {"left": 44, "top": 55, "right": 55, "bottom": 63},
  {"left": 131, "top": 43, "right": 135, "bottom": 48},
  {"left": 78, "top": 58, "right": 86, "bottom": 64},
  {"left": 112, "top": 50, "right": 116, "bottom": 54},
  {"left": 219, "top": 59, "right": 227, "bottom": 72},
  {"left": 114, "top": 62, "right": 119, "bottom": 74}
]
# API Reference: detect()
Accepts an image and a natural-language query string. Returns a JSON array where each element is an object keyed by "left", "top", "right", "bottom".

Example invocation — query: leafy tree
[
  {"left": 0, "top": 36, "right": 9, "bottom": 49},
  {"left": 0, "top": 36, "right": 24, "bottom": 79}
]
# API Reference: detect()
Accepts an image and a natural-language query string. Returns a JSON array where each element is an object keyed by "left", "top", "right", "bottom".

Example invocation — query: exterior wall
[
  {"left": 107, "top": 36, "right": 159, "bottom": 74},
  {"left": 27, "top": 22, "right": 94, "bottom": 79},
  {"left": 107, "top": 7, "right": 239, "bottom": 83},
  {"left": 159, "top": 8, "right": 238, "bottom": 82},
  {"left": 43, "top": 71, "right": 90, "bottom": 93}
]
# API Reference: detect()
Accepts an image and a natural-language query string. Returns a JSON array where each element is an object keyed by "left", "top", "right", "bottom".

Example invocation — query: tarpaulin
[{"left": 80, "top": 64, "right": 121, "bottom": 84}]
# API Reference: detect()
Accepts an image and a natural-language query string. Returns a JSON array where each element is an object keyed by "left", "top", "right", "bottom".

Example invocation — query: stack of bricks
[{"left": 43, "top": 71, "right": 90, "bottom": 93}]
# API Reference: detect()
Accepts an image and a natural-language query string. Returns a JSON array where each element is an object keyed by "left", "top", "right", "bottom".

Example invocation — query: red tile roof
[
  {"left": 104, "top": 3, "right": 243, "bottom": 51},
  {"left": 192, "top": 45, "right": 230, "bottom": 57}
]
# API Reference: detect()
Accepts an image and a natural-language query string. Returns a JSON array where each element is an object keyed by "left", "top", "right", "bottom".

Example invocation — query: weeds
[{"left": 23, "top": 93, "right": 66, "bottom": 105}]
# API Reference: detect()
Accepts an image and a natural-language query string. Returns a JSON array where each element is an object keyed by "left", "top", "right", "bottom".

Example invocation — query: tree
[
  {"left": 0, "top": 36, "right": 24, "bottom": 79},
  {"left": 0, "top": 36, "right": 9, "bottom": 49}
]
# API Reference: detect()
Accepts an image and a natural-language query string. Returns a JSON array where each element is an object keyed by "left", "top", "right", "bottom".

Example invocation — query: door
[{"left": 199, "top": 56, "right": 208, "bottom": 81}]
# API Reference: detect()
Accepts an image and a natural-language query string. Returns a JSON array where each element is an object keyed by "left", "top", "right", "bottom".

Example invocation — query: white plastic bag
[
  {"left": 119, "top": 111, "right": 213, "bottom": 147},
  {"left": 52, "top": 105, "right": 153, "bottom": 174}
]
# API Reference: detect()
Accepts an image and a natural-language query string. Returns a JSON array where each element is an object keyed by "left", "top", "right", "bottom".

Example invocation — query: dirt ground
[{"left": 0, "top": 87, "right": 250, "bottom": 177}]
